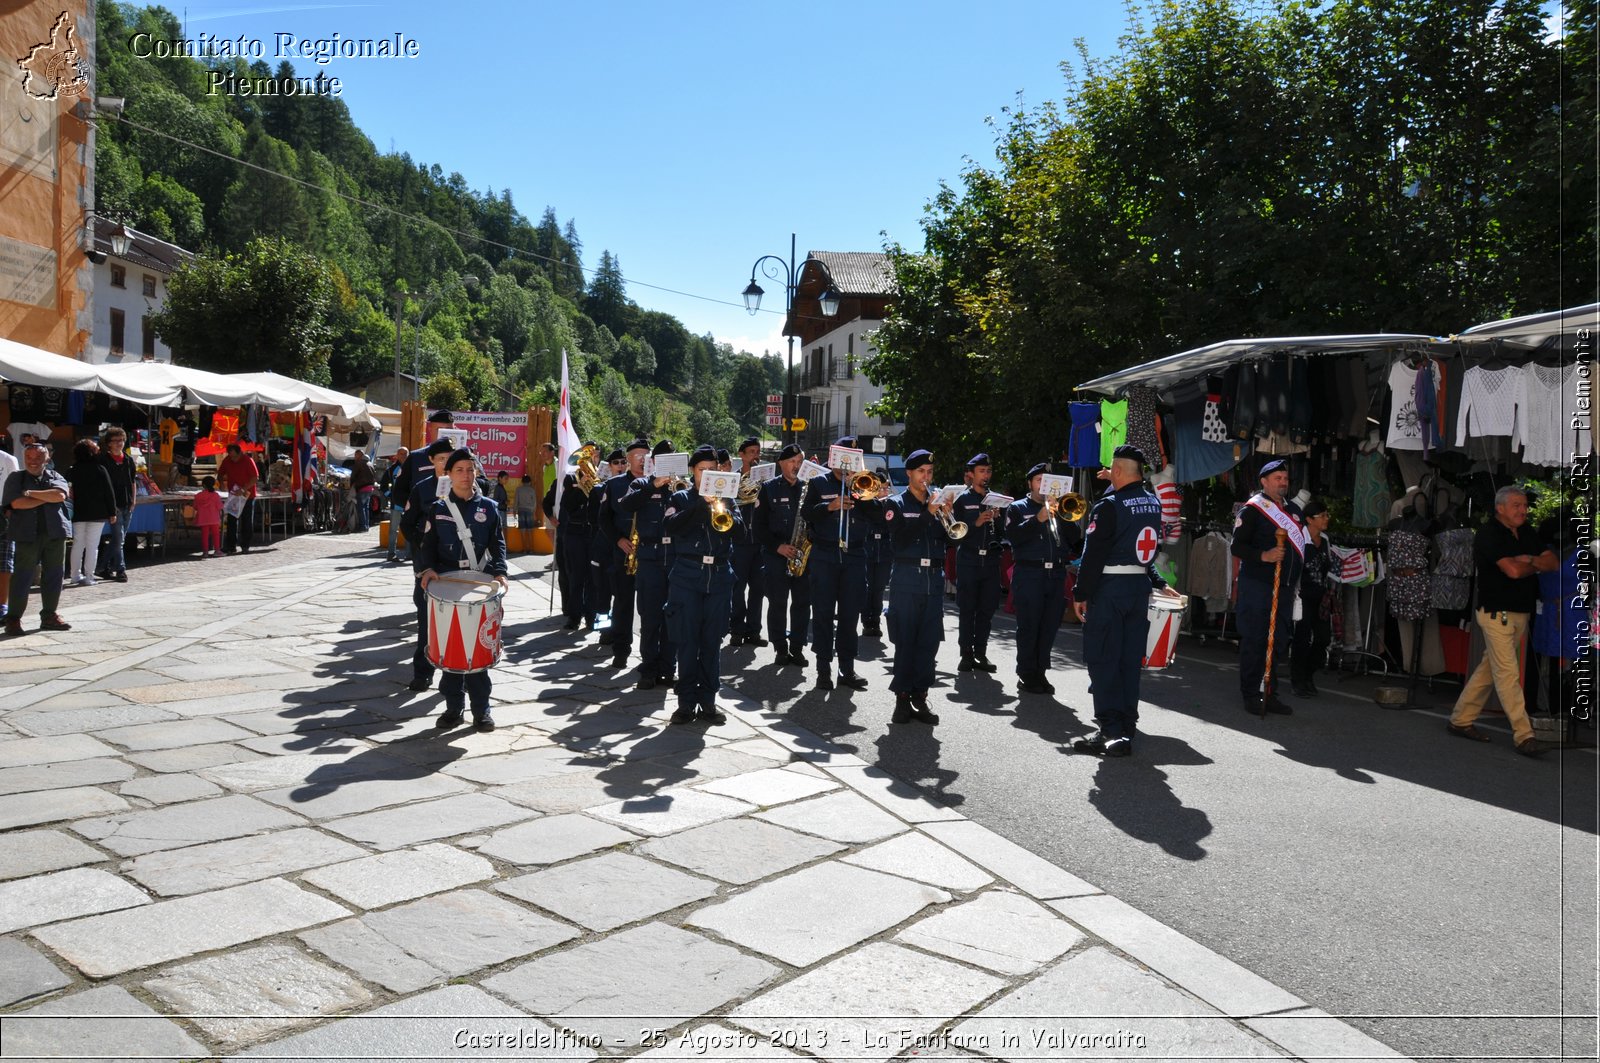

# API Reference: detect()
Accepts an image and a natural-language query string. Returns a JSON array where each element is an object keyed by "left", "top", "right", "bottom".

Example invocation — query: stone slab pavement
[{"left": 0, "top": 536, "right": 1408, "bottom": 1061}]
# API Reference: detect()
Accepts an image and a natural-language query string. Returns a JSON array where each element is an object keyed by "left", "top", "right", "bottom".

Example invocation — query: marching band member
[
  {"left": 599, "top": 440, "right": 648, "bottom": 667},
  {"left": 1070, "top": 446, "right": 1179, "bottom": 756},
  {"left": 543, "top": 440, "right": 600, "bottom": 631},
  {"left": 884, "top": 450, "right": 952, "bottom": 724},
  {"left": 953, "top": 452, "right": 1006, "bottom": 672},
  {"left": 591, "top": 448, "right": 625, "bottom": 642},
  {"left": 624, "top": 440, "right": 679, "bottom": 690},
  {"left": 760, "top": 443, "right": 811, "bottom": 667},
  {"left": 1232, "top": 458, "right": 1304, "bottom": 715},
  {"left": 401, "top": 438, "right": 455, "bottom": 692},
  {"left": 416, "top": 448, "right": 509, "bottom": 732},
  {"left": 1007, "top": 462, "right": 1074, "bottom": 695},
  {"left": 729, "top": 437, "right": 767, "bottom": 647},
  {"left": 861, "top": 486, "right": 892, "bottom": 640},
  {"left": 664, "top": 445, "right": 741, "bottom": 725},
  {"left": 803, "top": 436, "right": 882, "bottom": 691}
]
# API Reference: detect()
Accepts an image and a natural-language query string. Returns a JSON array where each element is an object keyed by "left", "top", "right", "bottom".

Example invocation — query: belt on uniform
[
  {"left": 692, "top": 555, "right": 725, "bottom": 565},
  {"left": 1102, "top": 565, "right": 1146, "bottom": 575},
  {"left": 1013, "top": 559, "right": 1059, "bottom": 569},
  {"left": 897, "top": 556, "right": 940, "bottom": 567},
  {"left": 958, "top": 548, "right": 998, "bottom": 558}
]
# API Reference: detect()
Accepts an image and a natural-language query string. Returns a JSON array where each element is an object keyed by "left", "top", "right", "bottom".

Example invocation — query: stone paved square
[
  {"left": 324, "top": 792, "right": 538, "bottom": 849},
  {"left": 299, "top": 842, "right": 495, "bottom": 908},
  {"left": 0, "top": 757, "right": 136, "bottom": 796},
  {"left": 485, "top": 922, "right": 779, "bottom": 1043},
  {"left": 0, "top": 733, "right": 120, "bottom": 768},
  {"left": 752, "top": 790, "right": 909, "bottom": 844},
  {"left": 31, "top": 877, "right": 349, "bottom": 978},
  {"left": 730, "top": 942, "right": 1006, "bottom": 1063},
  {"left": 0, "top": 938, "right": 71, "bottom": 1007},
  {"left": 0, "top": 867, "right": 152, "bottom": 934},
  {"left": 688, "top": 862, "right": 950, "bottom": 966},
  {"left": 116, "top": 773, "right": 223, "bottom": 804},
  {"left": 497, "top": 852, "right": 719, "bottom": 930},
  {"left": 142, "top": 944, "right": 373, "bottom": 1048},
  {"left": 125, "top": 741, "right": 263, "bottom": 774},
  {"left": 0, "top": 984, "right": 208, "bottom": 1061},
  {"left": 71, "top": 793, "right": 306, "bottom": 856},
  {"left": 0, "top": 827, "right": 111, "bottom": 881},
  {"left": 637, "top": 817, "right": 844, "bottom": 884},
  {"left": 841, "top": 832, "right": 995, "bottom": 891},
  {"left": 92, "top": 716, "right": 257, "bottom": 751},
  {"left": 895, "top": 889, "right": 1084, "bottom": 975},
  {"left": 694, "top": 766, "right": 840, "bottom": 807},
  {"left": 255, "top": 767, "right": 474, "bottom": 819},
  {"left": 0, "top": 786, "right": 130, "bottom": 830},
  {"left": 122, "top": 827, "right": 367, "bottom": 896},
  {"left": 474, "top": 812, "right": 639, "bottom": 865},
  {"left": 586, "top": 787, "right": 754, "bottom": 837}
]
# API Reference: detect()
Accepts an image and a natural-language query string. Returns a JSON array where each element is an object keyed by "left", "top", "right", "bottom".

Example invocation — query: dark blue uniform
[
  {"left": 624, "top": 477, "right": 677, "bottom": 684},
  {"left": 403, "top": 471, "right": 447, "bottom": 686},
  {"left": 803, "top": 472, "right": 885, "bottom": 679},
  {"left": 1075, "top": 483, "right": 1166, "bottom": 741},
  {"left": 1007, "top": 495, "right": 1075, "bottom": 684},
  {"left": 730, "top": 480, "right": 766, "bottom": 643},
  {"left": 1231, "top": 494, "right": 1305, "bottom": 704},
  {"left": 885, "top": 490, "right": 951, "bottom": 696},
  {"left": 597, "top": 472, "right": 636, "bottom": 658},
  {"left": 545, "top": 475, "right": 595, "bottom": 626},
  {"left": 760, "top": 474, "right": 811, "bottom": 660},
  {"left": 416, "top": 489, "right": 509, "bottom": 718},
  {"left": 954, "top": 488, "right": 1007, "bottom": 665},
  {"left": 665, "top": 487, "right": 741, "bottom": 717},
  {"left": 861, "top": 511, "right": 892, "bottom": 638}
]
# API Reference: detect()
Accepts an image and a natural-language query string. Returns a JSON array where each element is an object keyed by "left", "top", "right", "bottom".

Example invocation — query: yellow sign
[{"left": 786, "top": 418, "right": 807, "bottom": 431}]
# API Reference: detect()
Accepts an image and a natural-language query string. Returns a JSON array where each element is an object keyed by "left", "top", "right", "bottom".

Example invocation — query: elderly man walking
[{"left": 3, "top": 442, "right": 72, "bottom": 635}]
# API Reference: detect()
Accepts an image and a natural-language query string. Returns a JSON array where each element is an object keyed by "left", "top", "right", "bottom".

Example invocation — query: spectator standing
[
  {"left": 514, "top": 474, "right": 539, "bottom": 531},
  {"left": 3, "top": 442, "right": 72, "bottom": 635},
  {"left": 348, "top": 450, "right": 376, "bottom": 533},
  {"left": 492, "top": 470, "right": 510, "bottom": 512},
  {"left": 218, "top": 443, "right": 259, "bottom": 554},
  {"left": 67, "top": 440, "right": 116, "bottom": 586},
  {"left": 97, "top": 428, "right": 135, "bottom": 582},
  {"left": 381, "top": 447, "right": 409, "bottom": 562},
  {"left": 0, "top": 443, "right": 17, "bottom": 623},
  {"left": 193, "top": 476, "right": 224, "bottom": 557}
]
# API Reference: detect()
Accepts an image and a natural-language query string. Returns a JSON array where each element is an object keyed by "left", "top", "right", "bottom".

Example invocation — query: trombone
[{"left": 1046, "top": 491, "right": 1088, "bottom": 521}]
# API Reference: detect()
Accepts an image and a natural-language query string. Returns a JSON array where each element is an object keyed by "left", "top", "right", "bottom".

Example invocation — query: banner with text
[{"left": 447, "top": 412, "right": 528, "bottom": 478}]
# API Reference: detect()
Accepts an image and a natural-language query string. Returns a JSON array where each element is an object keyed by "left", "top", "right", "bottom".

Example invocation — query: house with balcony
[
  {"left": 784, "top": 251, "right": 901, "bottom": 455},
  {"left": 85, "top": 218, "right": 191, "bottom": 364}
]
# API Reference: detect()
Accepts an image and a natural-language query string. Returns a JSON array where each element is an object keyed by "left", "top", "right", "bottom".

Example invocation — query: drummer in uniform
[
  {"left": 1070, "top": 445, "right": 1180, "bottom": 756},
  {"left": 664, "top": 445, "right": 741, "bottom": 725},
  {"left": 401, "top": 438, "right": 455, "bottom": 693},
  {"left": 416, "top": 448, "right": 509, "bottom": 732}
]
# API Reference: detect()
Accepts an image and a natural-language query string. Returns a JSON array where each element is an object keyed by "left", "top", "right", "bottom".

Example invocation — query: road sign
[
  {"left": 787, "top": 417, "right": 808, "bottom": 431},
  {"left": 766, "top": 413, "right": 783, "bottom": 427},
  {"left": 766, "top": 393, "right": 782, "bottom": 405}
]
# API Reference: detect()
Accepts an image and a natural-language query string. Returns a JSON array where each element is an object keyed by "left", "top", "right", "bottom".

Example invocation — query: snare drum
[
  {"left": 1142, "top": 595, "right": 1187, "bottom": 670},
  {"left": 425, "top": 573, "right": 505, "bottom": 673}
]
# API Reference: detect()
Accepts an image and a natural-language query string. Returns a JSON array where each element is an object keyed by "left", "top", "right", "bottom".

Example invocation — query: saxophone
[
  {"left": 785, "top": 476, "right": 813, "bottom": 578},
  {"left": 625, "top": 512, "right": 640, "bottom": 577}
]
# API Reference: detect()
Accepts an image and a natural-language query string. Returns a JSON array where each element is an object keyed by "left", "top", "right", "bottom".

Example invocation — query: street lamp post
[{"left": 742, "top": 234, "right": 841, "bottom": 447}]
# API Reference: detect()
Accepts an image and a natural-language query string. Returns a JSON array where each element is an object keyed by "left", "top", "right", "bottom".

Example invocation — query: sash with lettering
[{"left": 1245, "top": 493, "right": 1307, "bottom": 558}]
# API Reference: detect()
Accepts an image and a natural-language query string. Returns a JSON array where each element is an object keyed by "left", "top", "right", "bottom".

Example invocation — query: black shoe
[
  {"left": 435, "top": 707, "right": 464, "bottom": 729},
  {"left": 1019, "top": 677, "right": 1051, "bottom": 695},
  {"left": 1040, "top": 676, "right": 1056, "bottom": 693},
  {"left": 700, "top": 704, "right": 728, "bottom": 726},
  {"left": 1073, "top": 732, "right": 1109, "bottom": 755},
  {"left": 839, "top": 672, "right": 869, "bottom": 691},
  {"left": 974, "top": 656, "right": 999, "bottom": 673},
  {"left": 1104, "top": 737, "right": 1133, "bottom": 757},
  {"left": 1446, "top": 722, "right": 1493, "bottom": 743},
  {"left": 788, "top": 650, "right": 809, "bottom": 668},
  {"left": 1291, "top": 683, "right": 1314, "bottom": 698},
  {"left": 598, "top": 630, "right": 615, "bottom": 646},
  {"left": 637, "top": 676, "right": 657, "bottom": 691},
  {"left": 1516, "top": 737, "right": 1552, "bottom": 757},
  {"left": 910, "top": 692, "right": 939, "bottom": 725},
  {"left": 747, "top": 636, "right": 769, "bottom": 648},
  {"left": 816, "top": 672, "right": 835, "bottom": 691},
  {"left": 114, "top": 571, "right": 128, "bottom": 583},
  {"left": 958, "top": 657, "right": 977, "bottom": 672},
  {"left": 670, "top": 705, "right": 697, "bottom": 725},
  {"left": 1265, "top": 695, "right": 1293, "bottom": 715},
  {"left": 861, "top": 625, "right": 883, "bottom": 638},
  {"left": 892, "top": 695, "right": 916, "bottom": 724},
  {"left": 772, "top": 652, "right": 793, "bottom": 667},
  {"left": 473, "top": 712, "right": 496, "bottom": 733},
  {"left": 563, "top": 616, "right": 580, "bottom": 630},
  {"left": 408, "top": 676, "right": 431, "bottom": 692},
  {"left": 1304, "top": 677, "right": 1320, "bottom": 696},
  {"left": 610, "top": 653, "right": 629, "bottom": 668}
]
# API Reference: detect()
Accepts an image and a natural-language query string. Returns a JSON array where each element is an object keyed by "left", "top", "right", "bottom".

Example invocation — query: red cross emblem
[{"left": 1135, "top": 525, "right": 1159, "bottom": 564}]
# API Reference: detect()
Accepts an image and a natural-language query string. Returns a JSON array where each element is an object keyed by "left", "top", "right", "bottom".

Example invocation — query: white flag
[{"left": 555, "top": 349, "right": 582, "bottom": 518}]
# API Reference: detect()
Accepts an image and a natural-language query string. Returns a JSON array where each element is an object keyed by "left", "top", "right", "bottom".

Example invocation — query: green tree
[{"left": 586, "top": 251, "right": 629, "bottom": 336}]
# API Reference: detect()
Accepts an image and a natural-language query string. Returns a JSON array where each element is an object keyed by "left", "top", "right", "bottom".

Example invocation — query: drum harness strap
[{"left": 443, "top": 495, "right": 489, "bottom": 574}]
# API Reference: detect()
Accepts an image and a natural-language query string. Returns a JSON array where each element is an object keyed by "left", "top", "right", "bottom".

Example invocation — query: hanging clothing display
[
  {"left": 1430, "top": 527, "right": 1473, "bottom": 612},
  {"left": 1351, "top": 449, "right": 1392, "bottom": 528},
  {"left": 1286, "top": 357, "right": 1313, "bottom": 445},
  {"left": 1516, "top": 362, "right": 1593, "bottom": 465},
  {"left": 1454, "top": 364, "right": 1520, "bottom": 443},
  {"left": 1125, "top": 385, "right": 1165, "bottom": 471},
  {"left": 1170, "top": 379, "right": 1249, "bottom": 484},
  {"left": 1413, "top": 359, "right": 1445, "bottom": 456},
  {"left": 1385, "top": 361, "right": 1426, "bottom": 450},
  {"left": 1184, "top": 530, "right": 1234, "bottom": 609},
  {"left": 1386, "top": 530, "right": 1431, "bottom": 622},
  {"left": 1098, "top": 398, "right": 1128, "bottom": 467},
  {"left": 1229, "top": 363, "right": 1257, "bottom": 441},
  {"left": 1067, "top": 401, "right": 1101, "bottom": 468}
]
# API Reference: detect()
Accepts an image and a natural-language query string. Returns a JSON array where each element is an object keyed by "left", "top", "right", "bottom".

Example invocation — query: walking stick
[{"left": 1261, "top": 528, "right": 1287, "bottom": 717}]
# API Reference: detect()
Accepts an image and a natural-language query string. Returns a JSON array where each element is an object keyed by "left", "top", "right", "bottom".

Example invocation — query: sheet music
[
  {"left": 1038, "top": 473, "right": 1074, "bottom": 498},
  {"left": 827, "top": 445, "right": 865, "bottom": 472},
  {"left": 649, "top": 452, "right": 689, "bottom": 479},
  {"left": 982, "top": 492, "right": 1015, "bottom": 508},
  {"left": 698, "top": 469, "right": 741, "bottom": 499},
  {"left": 749, "top": 462, "right": 776, "bottom": 482},
  {"left": 799, "top": 459, "right": 831, "bottom": 481}
]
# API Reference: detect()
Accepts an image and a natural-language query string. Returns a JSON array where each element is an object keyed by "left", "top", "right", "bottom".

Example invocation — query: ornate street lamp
[{"left": 742, "top": 235, "right": 841, "bottom": 445}]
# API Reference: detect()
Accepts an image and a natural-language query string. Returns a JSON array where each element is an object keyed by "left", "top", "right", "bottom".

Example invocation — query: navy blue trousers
[
  {"left": 440, "top": 670, "right": 491, "bottom": 714},
  {"left": 667, "top": 576, "right": 732, "bottom": 710},
  {"left": 609, "top": 563, "right": 636, "bottom": 653},
  {"left": 808, "top": 549, "right": 865, "bottom": 669},
  {"left": 1081, "top": 576, "right": 1152, "bottom": 739},
  {"left": 955, "top": 559, "right": 1003, "bottom": 658},
  {"left": 558, "top": 528, "right": 594, "bottom": 621},
  {"left": 763, "top": 552, "right": 811, "bottom": 653},
  {"left": 887, "top": 566, "right": 943, "bottom": 693},
  {"left": 1012, "top": 566, "right": 1066, "bottom": 679},
  {"left": 863, "top": 552, "right": 892, "bottom": 630},
  {"left": 1236, "top": 577, "right": 1294, "bottom": 698},
  {"left": 636, "top": 557, "right": 674, "bottom": 679},
  {"left": 731, "top": 543, "right": 765, "bottom": 638},
  {"left": 411, "top": 581, "right": 435, "bottom": 684}
]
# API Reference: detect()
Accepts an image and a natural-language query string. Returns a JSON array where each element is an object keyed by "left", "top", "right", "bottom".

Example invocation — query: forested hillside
[{"left": 93, "top": 2, "right": 783, "bottom": 443}]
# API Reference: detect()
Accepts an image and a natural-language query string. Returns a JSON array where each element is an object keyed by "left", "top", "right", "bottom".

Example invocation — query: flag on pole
[{"left": 555, "top": 349, "right": 582, "bottom": 517}]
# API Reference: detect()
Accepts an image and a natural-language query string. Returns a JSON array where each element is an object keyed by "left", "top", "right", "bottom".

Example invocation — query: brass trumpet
[
  {"left": 708, "top": 496, "right": 735, "bottom": 532},
  {"left": 937, "top": 506, "right": 969, "bottom": 540},
  {"left": 1046, "top": 492, "right": 1088, "bottom": 521},
  {"left": 848, "top": 469, "right": 894, "bottom": 501}
]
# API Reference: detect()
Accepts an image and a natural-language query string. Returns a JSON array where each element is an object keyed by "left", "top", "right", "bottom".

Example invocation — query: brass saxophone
[{"left": 785, "top": 476, "right": 813, "bottom": 578}]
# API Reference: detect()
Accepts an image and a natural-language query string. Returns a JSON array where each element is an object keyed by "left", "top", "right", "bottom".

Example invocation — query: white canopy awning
[
  {"left": 1078, "top": 332, "right": 1442, "bottom": 396},
  {"left": 226, "top": 371, "right": 377, "bottom": 425},
  {"left": 95, "top": 362, "right": 310, "bottom": 411},
  {"left": 1453, "top": 303, "right": 1600, "bottom": 353},
  {"left": 0, "top": 337, "right": 182, "bottom": 404}
]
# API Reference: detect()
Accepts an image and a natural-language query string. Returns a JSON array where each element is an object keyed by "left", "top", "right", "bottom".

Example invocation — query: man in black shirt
[{"left": 1446, "top": 486, "right": 1559, "bottom": 756}]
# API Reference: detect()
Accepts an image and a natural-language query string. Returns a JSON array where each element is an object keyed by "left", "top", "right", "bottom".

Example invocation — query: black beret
[
  {"left": 778, "top": 443, "right": 803, "bottom": 461},
  {"left": 1026, "top": 462, "right": 1049, "bottom": 481},
  {"left": 1112, "top": 445, "right": 1147, "bottom": 466},
  {"left": 652, "top": 439, "right": 674, "bottom": 457},
  {"left": 605, "top": 448, "right": 625, "bottom": 463},
  {"left": 626, "top": 438, "right": 649, "bottom": 453},
  {"left": 1258, "top": 458, "right": 1287, "bottom": 477},
  {"left": 445, "top": 447, "right": 477, "bottom": 471},
  {"left": 834, "top": 435, "right": 857, "bottom": 449},
  {"left": 739, "top": 437, "right": 760, "bottom": 452},
  {"left": 425, "top": 438, "right": 454, "bottom": 457},
  {"left": 965, "top": 452, "right": 991, "bottom": 469},
  {"left": 905, "top": 449, "right": 933, "bottom": 471},
  {"left": 426, "top": 409, "right": 454, "bottom": 424},
  {"left": 689, "top": 444, "right": 718, "bottom": 467},
  {"left": 715, "top": 448, "right": 730, "bottom": 463}
]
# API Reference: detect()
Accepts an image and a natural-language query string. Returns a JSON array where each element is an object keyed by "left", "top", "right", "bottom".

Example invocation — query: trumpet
[
  {"left": 936, "top": 505, "right": 969, "bottom": 540},
  {"left": 848, "top": 469, "right": 893, "bottom": 501},
  {"left": 1047, "top": 492, "right": 1088, "bottom": 521},
  {"left": 708, "top": 495, "right": 735, "bottom": 533}
]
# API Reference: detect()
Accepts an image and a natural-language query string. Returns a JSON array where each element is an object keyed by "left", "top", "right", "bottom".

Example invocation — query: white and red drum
[
  {"left": 426, "top": 573, "right": 505, "bottom": 673},
  {"left": 1142, "top": 595, "right": 1188, "bottom": 670}
]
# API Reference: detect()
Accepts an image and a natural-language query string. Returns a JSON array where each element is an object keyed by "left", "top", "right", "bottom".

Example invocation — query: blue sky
[{"left": 173, "top": 1, "right": 1129, "bottom": 360}]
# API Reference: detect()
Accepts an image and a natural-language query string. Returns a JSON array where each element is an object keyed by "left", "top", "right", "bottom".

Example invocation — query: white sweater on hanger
[
  {"left": 1455, "top": 364, "right": 1520, "bottom": 444},
  {"left": 1516, "top": 362, "right": 1593, "bottom": 465}
]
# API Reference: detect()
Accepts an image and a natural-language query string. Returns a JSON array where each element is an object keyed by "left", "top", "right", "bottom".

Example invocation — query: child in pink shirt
[{"left": 193, "top": 476, "right": 223, "bottom": 557}]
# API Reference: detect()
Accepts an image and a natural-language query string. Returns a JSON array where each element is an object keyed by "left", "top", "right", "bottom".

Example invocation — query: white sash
[
  {"left": 1246, "top": 494, "right": 1306, "bottom": 558},
  {"left": 443, "top": 493, "right": 488, "bottom": 572}
]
